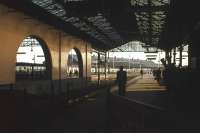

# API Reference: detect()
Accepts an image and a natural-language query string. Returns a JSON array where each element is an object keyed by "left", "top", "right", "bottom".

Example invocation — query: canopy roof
[{"left": 1, "top": 0, "right": 199, "bottom": 51}]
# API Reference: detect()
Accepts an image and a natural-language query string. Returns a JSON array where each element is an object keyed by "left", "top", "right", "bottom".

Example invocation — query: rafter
[{"left": 132, "top": 4, "right": 169, "bottom": 12}]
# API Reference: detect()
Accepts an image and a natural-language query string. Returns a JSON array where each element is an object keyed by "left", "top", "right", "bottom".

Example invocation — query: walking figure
[
  {"left": 69, "top": 70, "right": 73, "bottom": 77},
  {"left": 140, "top": 69, "right": 143, "bottom": 79},
  {"left": 74, "top": 69, "right": 79, "bottom": 77},
  {"left": 116, "top": 66, "right": 127, "bottom": 96},
  {"left": 156, "top": 68, "right": 161, "bottom": 83}
]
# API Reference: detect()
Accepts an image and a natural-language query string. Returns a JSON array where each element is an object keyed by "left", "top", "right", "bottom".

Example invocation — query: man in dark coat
[{"left": 116, "top": 66, "right": 127, "bottom": 96}]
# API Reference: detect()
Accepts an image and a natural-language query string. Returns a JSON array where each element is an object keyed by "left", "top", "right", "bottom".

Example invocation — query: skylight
[{"left": 131, "top": 0, "right": 169, "bottom": 47}]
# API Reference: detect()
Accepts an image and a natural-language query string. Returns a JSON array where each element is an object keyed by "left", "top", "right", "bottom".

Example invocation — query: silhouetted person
[
  {"left": 140, "top": 69, "right": 144, "bottom": 78},
  {"left": 116, "top": 66, "right": 127, "bottom": 96},
  {"left": 156, "top": 68, "right": 161, "bottom": 83},
  {"left": 74, "top": 69, "right": 79, "bottom": 77},
  {"left": 69, "top": 70, "right": 73, "bottom": 77}
]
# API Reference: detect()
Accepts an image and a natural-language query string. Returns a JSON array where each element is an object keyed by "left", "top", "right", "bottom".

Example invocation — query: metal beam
[
  {"left": 80, "top": 17, "right": 114, "bottom": 46},
  {"left": 132, "top": 5, "right": 169, "bottom": 12},
  {"left": 0, "top": 0, "right": 112, "bottom": 51},
  {"left": 58, "top": 0, "right": 101, "bottom": 17}
]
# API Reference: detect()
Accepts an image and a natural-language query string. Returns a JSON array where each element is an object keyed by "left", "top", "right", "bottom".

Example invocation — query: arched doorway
[
  {"left": 67, "top": 48, "right": 83, "bottom": 78},
  {"left": 16, "top": 36, "right": 52, "bottom": 80}
]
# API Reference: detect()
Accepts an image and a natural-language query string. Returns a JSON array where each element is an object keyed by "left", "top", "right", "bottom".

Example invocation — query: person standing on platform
[
  {"left": 116, "top": 66, "right": 127, "bottom": 96},
  {"left": 140, "top": 69, "right": 144, "bottom": 79},
  {"left": 69, "top": 70, "right": 73, "bottom": 77},
  {"left": 74, "top": 69, "right": 79, "bottom": 77},
  {"left": 156, "top": 68, "right": 161, "bottom": 83}
]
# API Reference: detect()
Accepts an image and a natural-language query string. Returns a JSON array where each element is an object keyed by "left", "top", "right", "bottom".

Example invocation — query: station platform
[
  {"left": 34, "top": 74, "right": 171, "bottom": 133},
  {"left": 126, "top": 74, "right": 166, "bottom": 91},
  {"left": 111, "top": 74, "right": 169, "bottom": 108},
  {"left": 126, "top": 74, "right": 169, "bottom": 109},
  {"left": 30, "top": 74, "right": 170, "bottom": 133},
  {"left": 28, "top": 89, "right": 108, "bottom": 133},
  {"left": 4, "top": 74, "right": 200, "bottom": 133},
  {"left": 109, "top": 74, "right": 200, "bottom": 132}
]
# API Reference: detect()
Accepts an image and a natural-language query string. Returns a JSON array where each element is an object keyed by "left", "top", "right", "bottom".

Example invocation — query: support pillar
[
  {"left": 165, "top": 50, "right": 167, "bottom": 63},
  {"left": 179, "top": 45, "right": 183, "bottom": 67},
  {"left": 85, "top": 42, "right": 88, "bottom": 78},
  {"left": 104, "top": 52, "right": 107, "bottom": 80},
  {"left": 169, "top": 49, "right": 172, "bottom": 65},
  {"left": 58, "top": 32, "right": 62, "bottom": 94},
  {"left": 98, "top": 52, "right": 100, "bottom": 87},
  {"left": 108, "top": 51, "right": 110, "bottom": 73},
  {"left": 173, "top": 48, "right": 176, "bottom": 65},
  {"left": 112, "top": 55, "right": 115, "bottom": 69},
  {"left": 85, "top": 42, "right": 88, "bottom": 88},
  {"left": 188, "top": 44, "right": 191, "bottom": 68},
  {"left": 165, "top": 50, "right": 170, "bottom": 65}
]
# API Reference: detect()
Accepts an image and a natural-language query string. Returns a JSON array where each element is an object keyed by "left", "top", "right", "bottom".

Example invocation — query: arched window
[
  {"left": 16, "top": 36, "right": 52, "bottom": 80},
  {"left": 67, "top": 48, "right": 83, "bottom": 78}
]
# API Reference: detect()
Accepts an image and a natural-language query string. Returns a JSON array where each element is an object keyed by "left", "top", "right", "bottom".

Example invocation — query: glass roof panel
[
  {"left": 88, "top": 14, "right": 123, "bottom": 43},
  {"left": 132, "top": 0, "right": 169, "bottom": 46},
  {"left": 30, "top": 0, "right": 169, "bottom": 49},
  {"left": 151, "top": 0, "right": 164, "bottom": 6},
  {"left": 32, "top": 0, "right": 66, "bottom": 17},
  {"left": 134, "top": 0, "right": 148, "bottom": 6},
  {"left": 31, "top": 0, "right": 125, "bottom": 47},
  {"left": 32, "top": 0, "right": 114, "bottom": 45}
]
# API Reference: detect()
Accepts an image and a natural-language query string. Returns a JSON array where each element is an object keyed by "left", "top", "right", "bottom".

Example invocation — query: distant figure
[
  {"left": 153, "top": 69, "right": 156, "bottom": 77},
  {"left": 155, "top": 68, "right": 161, "bottom": 83},
  {"left": 69, "top": 70, "right": 73, "bottom": 77},
  {"left": 140, "top": 69, "right": 144, "bottom": 78},
  {"left": 74, "top": 69, "right": 79, "bottom": 77},
  {"left": 116, "top": 66, "right": 127, "bottom": 96}
]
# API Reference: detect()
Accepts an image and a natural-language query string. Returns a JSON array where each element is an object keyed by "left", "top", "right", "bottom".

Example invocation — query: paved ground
[
  {"left": 125, "top": 74, "right": 169, "bottom": 108},
  {"left": 126, "top": 74, "right": 166, "bottom": 91},
  {"left": 91, "top": 73, "right": 139, "bottom": 81},
  {"left": 29, "top": 89, "right": 108, "bottom": 133},
  {"left": 15, "top": 74, "right": 200, "bottom": 133},
  {"left": 111, "top": 74, "right": 169, "bottom": 108}
]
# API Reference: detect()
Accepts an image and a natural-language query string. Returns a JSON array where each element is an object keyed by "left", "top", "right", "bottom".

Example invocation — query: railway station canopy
[{"left": 1, "top": 0, "right": 199, "bottom": 51}]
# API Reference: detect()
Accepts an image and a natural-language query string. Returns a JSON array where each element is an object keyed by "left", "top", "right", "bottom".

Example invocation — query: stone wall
[{"left": 0, "top": 4, "right": 91, "bottom": 85}]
